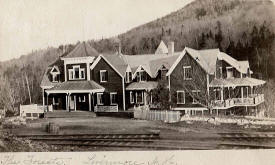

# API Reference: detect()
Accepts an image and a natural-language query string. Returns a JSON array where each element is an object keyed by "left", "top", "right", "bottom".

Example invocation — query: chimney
[
  {"left": 115, "top": 42, "right": 122, "bottom": 55},
  {"left": 168, "top": 41, "right": 174, "bottom": 55}
]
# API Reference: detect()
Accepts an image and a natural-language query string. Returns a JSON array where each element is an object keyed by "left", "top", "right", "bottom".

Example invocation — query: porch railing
[
  {"left": 211, "top": 99, "right": 234, "bottom": 108},
  {"left": 94, "top": 105, "right": 119, "bottom": 112},
  {"left": 233, "top": 94, "right": 264, "bottom": 106}
]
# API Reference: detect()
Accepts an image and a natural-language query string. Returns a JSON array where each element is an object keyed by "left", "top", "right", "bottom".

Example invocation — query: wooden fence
[{"left": 134, "top": 110, "right": 181, "bottom": 123}]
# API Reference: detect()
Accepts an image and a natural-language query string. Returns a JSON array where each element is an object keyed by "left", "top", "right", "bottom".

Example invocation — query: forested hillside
[{"left": 0, "top": 0, "right": 274, "bottom": 113}]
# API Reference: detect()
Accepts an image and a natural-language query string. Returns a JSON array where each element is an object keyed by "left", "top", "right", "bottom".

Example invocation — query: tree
[{"left": 151, "top": 80, "right": 171, "bottom": 110}]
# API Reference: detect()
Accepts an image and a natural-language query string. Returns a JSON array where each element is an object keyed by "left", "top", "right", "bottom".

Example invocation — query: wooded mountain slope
[{"left": 0, "top": 0, "right": 274, "bottom": 108}]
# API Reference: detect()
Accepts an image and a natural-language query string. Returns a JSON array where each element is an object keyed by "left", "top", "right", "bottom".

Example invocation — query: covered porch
[
  {"left": 44, "top": 81, "right": 105, "bottom": 112},
  {"left": 125, "top": 81, "right": 158, "bottom": 110},
  {"left": 209, "top": 77, "right": 265, "bottom": 115}
]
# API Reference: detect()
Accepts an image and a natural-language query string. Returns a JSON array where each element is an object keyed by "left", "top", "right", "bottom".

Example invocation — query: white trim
[
  {"left": 132, "top": 65, "right": 151, "bottom": 80},
  {"left": 61, "top": 56, "right": 95, "bottom": 65},
  {"left": 41, "top": 86, "right": 54, "bottom": 89},
  {"left": 166, "top": 49, "right": 186, "bottom": 76},
  {"left": 90, "top": 54, "right": 124, "bottom": 78},
  {"left": 87, "top": 62, "right": 91, "bottom": 80},
  {"left": 97, "top": 93, "right": 104, "bottom": 105},
  {"left": 110, "top": 92, "right": 117, "bottom": 105},
  {"left": 45, "top": 89, "right": 104, "bottom": 94},
  {"left": 100, "top": 70, "right": 107, "bottom": 82},
  {"left": 50, "top": 66, "right": 60, "bottom": 74},
  {"left": 177, "top": 90, "right": 185, "bottom": 104},
  {"left": 125, "top": 71, "right": 132, "bottom": 83},
  {"left": 172, "top": 107, "right": 208, "bottom": 111}
]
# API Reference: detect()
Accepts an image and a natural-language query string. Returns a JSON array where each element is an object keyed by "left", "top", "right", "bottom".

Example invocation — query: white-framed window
[
  {"left": 137, "top": 70, "right": 146, "bottom": 82},
  {"left": 192, "top": 90, "right": 200, "bottom": 104},
  {"left": 68, "top": 66, "right": 85, "bottom": 80},
  {"left": 79, "top": 95, "right": 85, "bottom": 102},
  {"left": 136, "top": 91, "right": 144, "bottom": 104},
  {"left": 125, "top": 72, "right": 132, "bottom": 83},
  {"left": 183, "top": 66, "right": 192, "bottom": 80},
  {"left": 226, "top": 67, "right": 233, "bottom": 78},
  {"left": 100, "top": 70, "right": 108, "bottom": 82},
  {"left": 97, "top": 93, "right": 104, "bottom": 105},
  {"left": 177, "top": 91, "right": 185, "bottom": 104},
  {"left": 110, "top": 92, "right": 117, "bottom": 105},
  {"left": 52, "top": 74, "right": 58, "bottom": 82},
  {"left": 130, "top": 91, "right": 134, "bottom": 104}
]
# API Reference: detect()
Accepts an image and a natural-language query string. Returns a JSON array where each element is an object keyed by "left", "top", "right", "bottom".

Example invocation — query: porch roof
[
  {"left": 209, "top": 77, "right": 266, "bottom": 87},
  {"left": 126, "top": 81, "right": 158, "bottom": 91},
  {"left": 46, "top": 80, "right": 105, "bottom": 93}
]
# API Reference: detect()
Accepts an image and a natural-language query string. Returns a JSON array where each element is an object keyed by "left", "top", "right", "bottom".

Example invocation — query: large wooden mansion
[{"left": 40, "top": 41, "right": 265, "bottom": 116}]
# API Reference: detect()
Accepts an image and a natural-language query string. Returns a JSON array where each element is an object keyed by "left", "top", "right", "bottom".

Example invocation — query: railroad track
[{"left": 16, "top": 132, "right": 275, "bottom": 150}]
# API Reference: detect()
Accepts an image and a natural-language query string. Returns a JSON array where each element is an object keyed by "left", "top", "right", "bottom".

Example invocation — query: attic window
[
  {"left": 137, "top": 69, "right": 146, "bottom": 82},
  {"left": 125, "top": 72, "right": 132, "bottom": 83},
  {"left": 183, "top": 66, "right": 192, "bottom": 80},
  {"left": 50, "top": 66, "right": 60, "bottom": 82}
]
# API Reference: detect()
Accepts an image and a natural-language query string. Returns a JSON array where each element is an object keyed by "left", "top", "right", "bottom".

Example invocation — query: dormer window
[
  {"left": 137, "top": 69, "right": 146, "bottom": 82},
  {"left": 226, "top": 67, "right": 233, "bottom": 78},
  {"left": 50, "top": 66, "right": 60, "bottom": 82},
  {"left": 68, "top": 65, "right": 85, "bottom": 80},
  {"left": 125, "top": 72, "right": 132, "bottom": 83}
]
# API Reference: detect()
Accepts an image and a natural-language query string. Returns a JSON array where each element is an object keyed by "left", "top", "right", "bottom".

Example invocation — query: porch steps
[{"left": 45, "top": 111, "right": 96, "bottom": 118}]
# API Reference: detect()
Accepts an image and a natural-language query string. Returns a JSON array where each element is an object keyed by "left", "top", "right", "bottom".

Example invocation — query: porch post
[
  {"left": 74, "top": 95, "right": 76, "bottom": 111},
  {"left": 46, "top": 93, "right": 49, "bottom": 112},
  {"left": 221, "top": 87, "right": 224, "bottom": 101},
  {"left": 89, "top": 93, "right": 92, "bottom": 112},
  {"left": 241, "top": 87, "right": 244, "bottom": 103},
  {"left": 42, "top": 88, "right": 45, "bottom": 110},
  {"left": 66, "top": 93, "right": 68, "bottom": 111},
  {"left": 144, "top": 91, "right": 147, "bottom": 106},
  {"left": 68, "top": 93, "right": 71, "bottom": 112}
]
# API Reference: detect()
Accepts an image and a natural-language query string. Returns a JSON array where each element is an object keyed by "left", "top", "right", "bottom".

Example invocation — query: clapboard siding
[
  {"left": 91, "top": 58, "right": 124, "bottom": 110},
  {"left": 170, "top": 52, "right": 208, "bottom": 108}
]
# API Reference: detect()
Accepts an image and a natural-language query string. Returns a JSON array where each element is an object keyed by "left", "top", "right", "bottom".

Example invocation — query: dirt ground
[{"left": 1, "top": 116, "right": 275, "bottom": 151}]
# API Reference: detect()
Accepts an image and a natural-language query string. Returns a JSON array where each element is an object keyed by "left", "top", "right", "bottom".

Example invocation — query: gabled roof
[
  {"left": 90, "top": 54, "right": 125, "bottom": 78},
  {"left": 122, "top": 52, "right": 180, "bottom": 79},
  {"left": 155, "top": 40, "right": 168, "bottom": 54},
  {"left": 218, "top": 52, "right": 249, "bottom": 74},
  {"left": 126, "top": 81, "right": 158, "bottom": 91},
  {"left": 62, "top": 42, "right": 99, "bottom": 58},
  {"left": 40, "top": 67, "right": 60, "bottom": 88}
]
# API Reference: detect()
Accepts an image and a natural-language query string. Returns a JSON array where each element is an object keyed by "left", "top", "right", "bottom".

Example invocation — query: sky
[{"left": 0, "top": 0, "right": 193, "bottom": 61}]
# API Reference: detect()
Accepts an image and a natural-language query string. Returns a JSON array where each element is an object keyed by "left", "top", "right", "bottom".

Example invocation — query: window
[
  {"left": 100, "top": 70, "right": 108, "bottom": 82},
  {"left": 125, "top": 72, "right": 132, "bottom": 83},
  {"left": 52, "top": 74, "right": 58, "bottom": 82},
  {"left": 192, "top": 90, "right": 200, "bottom": 104},
  {"left": 110, "top": 92, "right": 117, "bottom": 105},
  {"left": 80, "top": 69, "right": 85, "bottom": 79},
  {"left": 130, "top": 91, "right": 135, "bottom": 104},
  {"left": 177, "top": 91, "right": 185, "bottom": 104},
  {"left": 226, "top": 67, "right": 233, "bottom": 78},
  {"left": 69, "top": 69, "right": 74, "bottom": 80},
  {"left": 79, "top": 96, "right": 85, "bottom": 102},
  {"left": 97, "top": 93, "right": 103, "bottom": 105},
  {"left": 183, "top": 66, "right": 192, "bottom": 80},
  {"left": 69, "top": 66, "right": 85, "bottom": 80},
  {"left": 136, "top": 91, "right": 144, "bottom": 103},
  {"left": 137, "top": 70, "right": 146, "bottom": 82}
]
